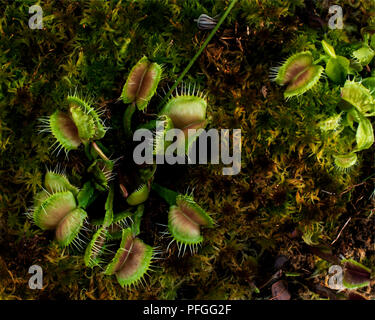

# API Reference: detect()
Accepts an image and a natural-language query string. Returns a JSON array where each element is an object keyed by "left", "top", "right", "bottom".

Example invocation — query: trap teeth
[
  {"left": 271, "top": 51, "right": 323, "bottom": 98},
  {"left": 33, "top": 191, "right": 77, "bottom": 230},
  {"left": 67, "top": 95, "right": 107, "bottom": 141},
  {"left": 160, "top": 95, "right": 207, "bottom": 130},
  {"left": 70, "top": 105, "right": 96, "bottom": 141},
  {"left": 153, "top": 116, "right": 174, "bottom": 156},
  {"left": 319, "top": 113, "right": 342, "bottom": 131},
  {"left": 341, "top": 80, "right": 375, "bottom": 116},
  {"left": 42, "top": 95, "right": 107, "bottom": 155},
  {"left": 104, "top": 228, "right": 154, "bottom": 288},
  {"left": 159, "top": 93, "right": 208, "bottom": 153},
  {"left": 127, "top": 184, "right": 149, "bottom": 206},
  {"left": 88, "top": 159, "right": 115, "bottom": 191},
  {"left": 84, "top": 227, "right": 109, "bottom": 268},
  {"left": 55, "top": 208, "right": 87, "bottom": 247},
  {"left": 168, "top": 205, "right": 203, "bottom": 246},
  {"left": 44, "top": 171, "right": 79, "bottom": 196},
  {"left": 176, "top": 194, "right": 213, "bottom": 227},
  {"left": 49, "top": 111, "right": 82, "bottom": 152},
  {"left": 168, "top": 194, "right": 213, "bottom": 248},
  {"left": 33, "top": 190, "right": 50, "bottom": 208},
  {"left": 333, "top": 153, "right": 358, "bottom": 169},
  {"left": 352, "top": 46, "right": 375, "bottom": 66}
]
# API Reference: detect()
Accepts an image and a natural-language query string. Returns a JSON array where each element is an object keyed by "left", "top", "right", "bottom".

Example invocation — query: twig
[
  {"left": 336, "top": 173, "right": 375, "bottom": 197},
  {"left": 91, "top": 141, "right": 109, "bottom": 161},
  {"left": 331, "top": 217, "right": 351, "bottom": 245},
  {"left": 339, "top": 182, "right": 365, "bottom": 197}
]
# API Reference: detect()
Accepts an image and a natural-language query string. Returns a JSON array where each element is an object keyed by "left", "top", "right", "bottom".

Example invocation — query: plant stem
[
  {"left": 151, "top": 183, "right": 179, "bottom": 206},
  {"left": 84, "top": 143, "right": 93, "bottom": 161},
  {"left": 92, "top": 141, "right": 109, "bottom": 161},
  {"left": 103, "top": 184, "right": 114, "bottom": 227},
  {"left": 131, "top": 204, "right": 145, "bottom": 236},
  {"left": 157, "top": 0, "right": 238, "bottom": 109},
  {"left": 123, "top": 102, "right": 136, "bottom": 138}
]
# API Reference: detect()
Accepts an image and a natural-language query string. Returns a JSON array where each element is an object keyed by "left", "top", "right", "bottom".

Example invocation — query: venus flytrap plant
[
  {"left": 33, "top": 191, "right": 77, "bottom": 230},
  {"left": 67, "top": 94, "right": 107, "bottom": 142},
  {"left": 76, "top": 181, "right": 96, "bottom": 209},
  {"left": 151, "top": 115, "right": 174, "bottom": 156},
  {"left": 44, "top": 170, "right": 80, "bottom": 196},
  {"left": 38, "top": 94, "right": 108, "bottom": 156},
  {"left": 30, "top": 0, "right": 237, "bottom": 288},
  {"left": 270, "top": 51, "right": 324, "bottom": 99},
  {"left": 127, "top": 184, "right": 150, "bottom": 206},
  {"left": 121, "top": 56, "right": 163, "bottom": 138},
  {"left": 123, "top": 0, "right": 239, "bottom": 157},
  {"left": 124, "top": 161, "right": 156, "bottom": 208},
  {"left": 81, "top": 188, "right": 156, "bottom": 288},
  {"left": 322, "top": 40, "right": 350, "bottom": 85},
  {"left": 341, "top": 259, "right": 372, "bottom": 289},
  {"left": 272, "top": 36, "right": 375, "bottom": 170},
  {"left": 55, "top": 208, "right": 88, "bottom": 248},
  {"left": 104, "top": 227, "right": 155, "bottom": 289},
  {"left": 91, "top": 210, "right": 133, "bottom": 240},
  {"left": 152, "top": 183, "right": 214, "bottom": 256},
  {"left": 122, "top": 60, "right": 209, "bottom": 156},
  {"left": 29, "top": 170, "right": 89, "bottom": 249},
  {"left": 336, "top": 79, "right": 375, "bottom": 169},
  {"left": 87, "top": 159, "right": 115, "bottom": 191},
  {"left": 103, "top": 205, "right": 158, "bottom": 288},
  {"left": 39, "top": 93, "right": 114, "bottom": 189},
  {"left": 352, "top": 33, "right": 375, "bottom": 68},
  {"left": 333, "top": 153, "right": 358, "bottom": 170},
  {"left": 35, "top": 83, "right": 215, "bottom": 286},
  {"left": 84, "top": 226, "right": 110, "bottom": 268},
  {"left": 319, "top": 112, "right": 342, "bottom": 132},
  {"left": 159, "top": 83, "right": 209, "bottom": 154},
  {"left": 107, "top": 210, "right": 133, "bottom": 240},
  {"left": 84, "top": 186, "right": 115, "bottom": 268}
]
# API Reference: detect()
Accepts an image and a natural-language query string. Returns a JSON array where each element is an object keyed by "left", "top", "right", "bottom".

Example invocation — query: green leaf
[
  {"left": 123, "top": 103, "right": 136, "bottom": 138},
  {"left": 131, "top": 204, "right": 145, "bottom": 236},
  {"left": 322, "top": 40, "right": 336, "bottom": 58},
  {"left": 325, "top": 56, "right": 349, "bottom": 84},
  {"left": 151, "top": 183, "right": 179, "bottom": 206},
  {"left": 355, "top": 115, "right": 374, "bottom": 151},
  {"left": 370, "top": 34, "right": 375, "bottom": 50},
  {"left": 361, "top": 77, "right": 375, "bottom": 99},
  {"left": 77, "top": 181, "right": 96, "bottom": 209},
  {"left": 103, "top": 185, "right": 114, "bottom": 227}
]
